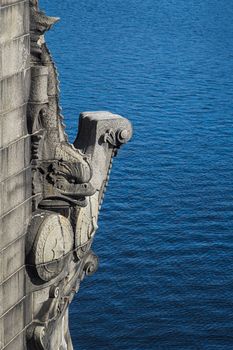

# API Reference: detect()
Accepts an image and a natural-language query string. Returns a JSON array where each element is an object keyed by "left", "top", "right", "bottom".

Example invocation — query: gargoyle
[{"left": 25, "top": 1, "right": 132, "bottom": 349}]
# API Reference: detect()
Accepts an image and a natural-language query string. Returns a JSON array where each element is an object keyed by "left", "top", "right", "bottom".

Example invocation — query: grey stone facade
[
  {"left": 0, "top": 1, "right": 31, "bottom": 349},
  {"left": 0, "top": 1, "right": 132, "bottom": 349}
]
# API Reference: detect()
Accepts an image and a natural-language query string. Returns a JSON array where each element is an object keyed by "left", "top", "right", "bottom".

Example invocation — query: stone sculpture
[{"left": 24, "top": 1, "right": 132, "bottom": 349}]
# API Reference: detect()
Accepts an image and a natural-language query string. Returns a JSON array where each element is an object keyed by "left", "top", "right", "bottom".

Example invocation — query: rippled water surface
[{"left": 41, "top": 1, "right": 233, "bottom": 349}]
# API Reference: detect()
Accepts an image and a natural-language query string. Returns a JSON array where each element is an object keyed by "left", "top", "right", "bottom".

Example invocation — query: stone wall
[{"left": 0, "top": 1, "right": 31, "bottom": 349}]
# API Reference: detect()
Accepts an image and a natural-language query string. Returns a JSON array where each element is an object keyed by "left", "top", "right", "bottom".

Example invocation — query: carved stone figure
[{"left": 25, "top": 1, "right": 132, "bottom": 349}]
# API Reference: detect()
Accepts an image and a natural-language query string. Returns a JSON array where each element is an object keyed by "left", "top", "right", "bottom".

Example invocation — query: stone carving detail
[
  {"left": 26, "top": 211, "right": 74, "bottom": 282},
  {"left": 26, "top": 1, "right": 132, "bottom": 349},
  {"left": 103, "top": 127, "right": 131, "bottom": 147}
]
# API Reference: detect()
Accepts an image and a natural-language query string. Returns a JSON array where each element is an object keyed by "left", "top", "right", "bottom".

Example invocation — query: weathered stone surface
[
  {"left": 0, "top": 34, "right": 30, "bottom": 79},
  {"left": 0, "top": 168, "right": 31, "bottom": 216},
  {"left": 0, "top": 70, "right": 30, "bottom": 114},
  {"left": 0, "top": 1, "right": 29, "bottom": 44},
  {"left": 1, "top": 235, "right": 25, "bottom": 281},
  {"left": 30, "top": 66, "right": 49, "bottom": 103},
  {"left": 0, "top": 135, "right": 30, "bottom": 182},
  {"left": 0, "top": 317, "right": 3, "bottom": 349},
  {"left": 3, "top": 331, "right": 24, "bottom": 350},
  {"left": 3, "top": 299, "right": 24, "bottom": 345},
  {"left": 0, "top": 1, "right": 30, "bottom": 349},
  {"left": 0, "top": 0, "right": 25, "bottom": 6},
  {"left": 0, "top": 268, "right": 25, "bottom": 315},
  {"left": 0, "top": 105, "right": 28, "bottom": 148},
  {"left": 0, "top": 198, "right": 31, "bottom": 250}
]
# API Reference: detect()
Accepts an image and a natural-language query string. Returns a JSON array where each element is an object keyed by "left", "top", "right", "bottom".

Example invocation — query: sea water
[{"left": 41, "top": 1, "right": 233, "bottom": 349}]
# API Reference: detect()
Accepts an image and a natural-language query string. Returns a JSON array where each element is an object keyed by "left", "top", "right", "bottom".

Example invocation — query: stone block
[
  {"left": 0, "top": 198, "right": 31, "bottom": 250},
  {"left": 0, "top": 34, "right": 30, "bottom": 80},
  {"left": 0, "top": 295, "right": 31, "bottom": 348},
  {"left": 1, "top": 235, "right": 25, "bottom": 282},
  {"left": 0, "top": 105, "right": 28, "bottom": 148},
  {"left": 0, "top": 268, "right": 25, "bottom": 315},
  {"left": 0, "top": 168, "right": 32, "bottom": 216},
  {"left": 0, "top": 1, "right": 29, "bottom": 44},
  {"left": 0, "top": 317, "right": 3, "bottom": 349},
  {"left": 0, "top": 135, "right": 30, "bottom": 182},
  {"left": 2, "top": 331, "right": 24, "bottom": 350},
  {"left": 0, "top": 69, "right": 30, "bottom": 115},
  {"left": 3, "top": 299, "right": 24, "bottom": 345}
]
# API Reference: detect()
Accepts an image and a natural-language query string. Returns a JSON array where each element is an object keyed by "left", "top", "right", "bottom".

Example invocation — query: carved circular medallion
[{"left": 32, "top": 213, "right": 74, "bottom": 282}]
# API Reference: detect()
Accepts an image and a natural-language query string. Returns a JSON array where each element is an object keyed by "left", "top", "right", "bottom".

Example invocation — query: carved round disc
[
  {"left": 75, "top": 193, "right": 99, "bottom": 247},
  {"left": 33, "top": 213, "right": 74, "bottom": 282}
]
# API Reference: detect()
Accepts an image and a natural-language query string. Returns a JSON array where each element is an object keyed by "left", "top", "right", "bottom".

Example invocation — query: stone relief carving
[{"left": 26, "top": 1, "right": 132, "bottom": 349}]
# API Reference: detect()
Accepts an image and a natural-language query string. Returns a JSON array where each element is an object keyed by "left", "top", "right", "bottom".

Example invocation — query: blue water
[{"left": 41, "top": 1, "right": 233, "bottom": 349}]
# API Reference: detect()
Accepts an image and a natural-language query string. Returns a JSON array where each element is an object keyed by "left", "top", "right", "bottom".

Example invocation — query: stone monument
[{"left": 0, "top": 1, "right": 132, "bottom": 349}]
